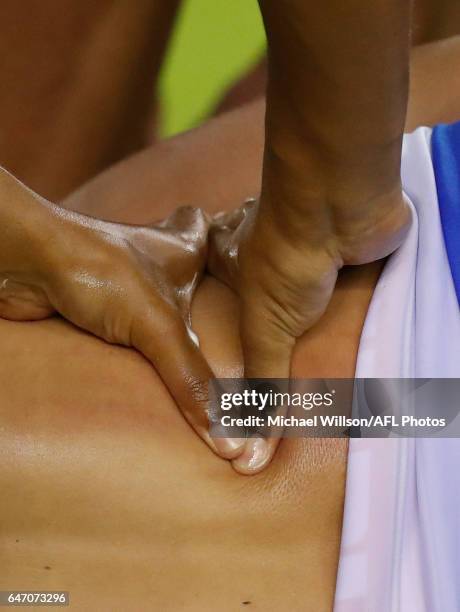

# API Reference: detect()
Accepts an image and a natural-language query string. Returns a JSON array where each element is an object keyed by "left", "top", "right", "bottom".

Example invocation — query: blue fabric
[{"left": 432, "top": 123, "right": 460, "bottom": 306}]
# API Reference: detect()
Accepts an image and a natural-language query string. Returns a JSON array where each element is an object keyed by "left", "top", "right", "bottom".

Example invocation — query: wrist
[
  {"left": 259, "top": 164, "right": 409, "bottom": 267},
  {"left": 264, "top": 110, "right": 403, "bottom": 191}
]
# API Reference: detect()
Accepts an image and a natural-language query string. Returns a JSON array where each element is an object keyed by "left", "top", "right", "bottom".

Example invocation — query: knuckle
[{"left": 183, "top": 374, "right": 210, "bottom": 407}]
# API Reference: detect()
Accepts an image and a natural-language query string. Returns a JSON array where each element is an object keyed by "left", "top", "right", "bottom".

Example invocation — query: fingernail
[
  {"left": 214, "top": 437, "right": 246, "bottom": 459},
  {"left": 232, "top": 437, "right": 270, "bottom": 473}
]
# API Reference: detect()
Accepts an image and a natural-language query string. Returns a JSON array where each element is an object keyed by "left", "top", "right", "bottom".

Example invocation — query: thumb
[
  {"left": 231, "top": 291, "right": 295, "bottom": 475},
  {"left": 241, "top": 289, "right": 295, "bottom": 380},
  {"left": 130, "top": 305, "right": 245, "bottom": 460},
  {"left": 232, "top": 259, "right": 339, "bottom": 474}
]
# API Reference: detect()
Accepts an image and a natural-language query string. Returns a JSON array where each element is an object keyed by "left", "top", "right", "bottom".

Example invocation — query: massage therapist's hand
[
  {"left": 209, "top": 190, "right": 410, "bottom": 473},
  {"left": 0, "top": 167, "right": 244, "bottom": 459},
  {"left": 206, "top": 0, "right": 414, "bottom": 473}
]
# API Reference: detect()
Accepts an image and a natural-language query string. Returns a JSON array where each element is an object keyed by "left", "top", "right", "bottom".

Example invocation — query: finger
[
  {"left": 207, "top": 224, "right": 238, "bottom": 289},
  {"left": 131, "top": 307, "right": 245, "bottom": 460},
  {"left": 229, "top": 294, "right": 295, "bottom": 473},
  {"left": 232, "top": 436, "right": 280, "bottom": 475},
  {"left": 241, "top": 293, "right": 295, "bottom": 380},
  {"left": 239, "top": 255, "right": 339, "bottom": 379},
  {"left": 208, "top": 199, "right": 258, "bottom": 289},
  {"left": 155, "top": 205, "right": 210, "bottom": 237},
  {"left": 211, "top": 204, "right": 247, "bottom": 231}
]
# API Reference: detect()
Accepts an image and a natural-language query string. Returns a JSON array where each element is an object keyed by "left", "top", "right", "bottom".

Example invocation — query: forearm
[
  {"left": 65, "top": 32, "right": 460, "bottom": 229},
  {"left": 258, "top": 0, "right": 411, "bottom": 223}
]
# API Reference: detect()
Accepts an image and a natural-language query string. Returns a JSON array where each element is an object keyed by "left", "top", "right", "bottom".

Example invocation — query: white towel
[{"left": 334, "top": 127, "right": 460, "bottom": 612}]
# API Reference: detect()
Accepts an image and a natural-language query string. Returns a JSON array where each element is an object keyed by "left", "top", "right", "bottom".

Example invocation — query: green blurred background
[{"left": 158, "top": 0, "right": 266, "bottom": 137}]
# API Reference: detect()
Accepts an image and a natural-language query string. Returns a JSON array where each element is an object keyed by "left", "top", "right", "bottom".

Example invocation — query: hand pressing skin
[
  {"left": 209, "top": 193, "right": 410, "bottom": 474},
  {"left": 206, "top": 0, "right": 413, "bottom": 473},
  {"left": 0, "top": 167, "right": 245, "bottom": 460}
]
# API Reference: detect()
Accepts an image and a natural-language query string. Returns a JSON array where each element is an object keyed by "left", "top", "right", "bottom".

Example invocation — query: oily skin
[
  {"left": 203, "top": 0, "right": 412, "bottom": 468},
  {"left": 5, "top": 25, "right": 449, "bottom": 604},
  {"left": 0, "top": 63, "right": 385, "bottom": 606},
  {"left": 2, "top": 33, "right": 460, "bottom": 480},
  {"left": 0, "top": 0, "right": 416, "bottom": 455},
  {"left": 0, "top": 167, "right": 246, "bottom": 460},
  {"left": 0, "top": 23, "right": 458, "bottom": 608},
  {"left": 228, "top": 0, "right": 412, "bottom": 369},
  {"left": 0, "top": 259, "right": 382, "bottom": 611},
  {"left": 61, "top": 34, "right": 460, "bottom": 473}
]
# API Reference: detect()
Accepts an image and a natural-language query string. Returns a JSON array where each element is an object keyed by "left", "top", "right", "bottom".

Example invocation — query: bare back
[{"left": 0, "top": 259, "right": 381, "bottom": 611}]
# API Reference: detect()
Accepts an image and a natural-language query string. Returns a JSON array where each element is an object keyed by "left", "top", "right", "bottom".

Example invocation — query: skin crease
[
  {"left": 0, "top": 260, "right": 380, "bottom": 612},
  {"left": 0, "top": 168, "right": 248, "bottom": 460},
  {"left": 0, "top": 1, "right": 455, "bottom": 475},
  {"left": 217, "top": 4, "right": 412, "bottom": 460},
  {"left": 3, "top": 35, "right": 460, "bottom": 608},
  {"left": 62, "top": 35, "right": 460, "bottom": 475}
]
